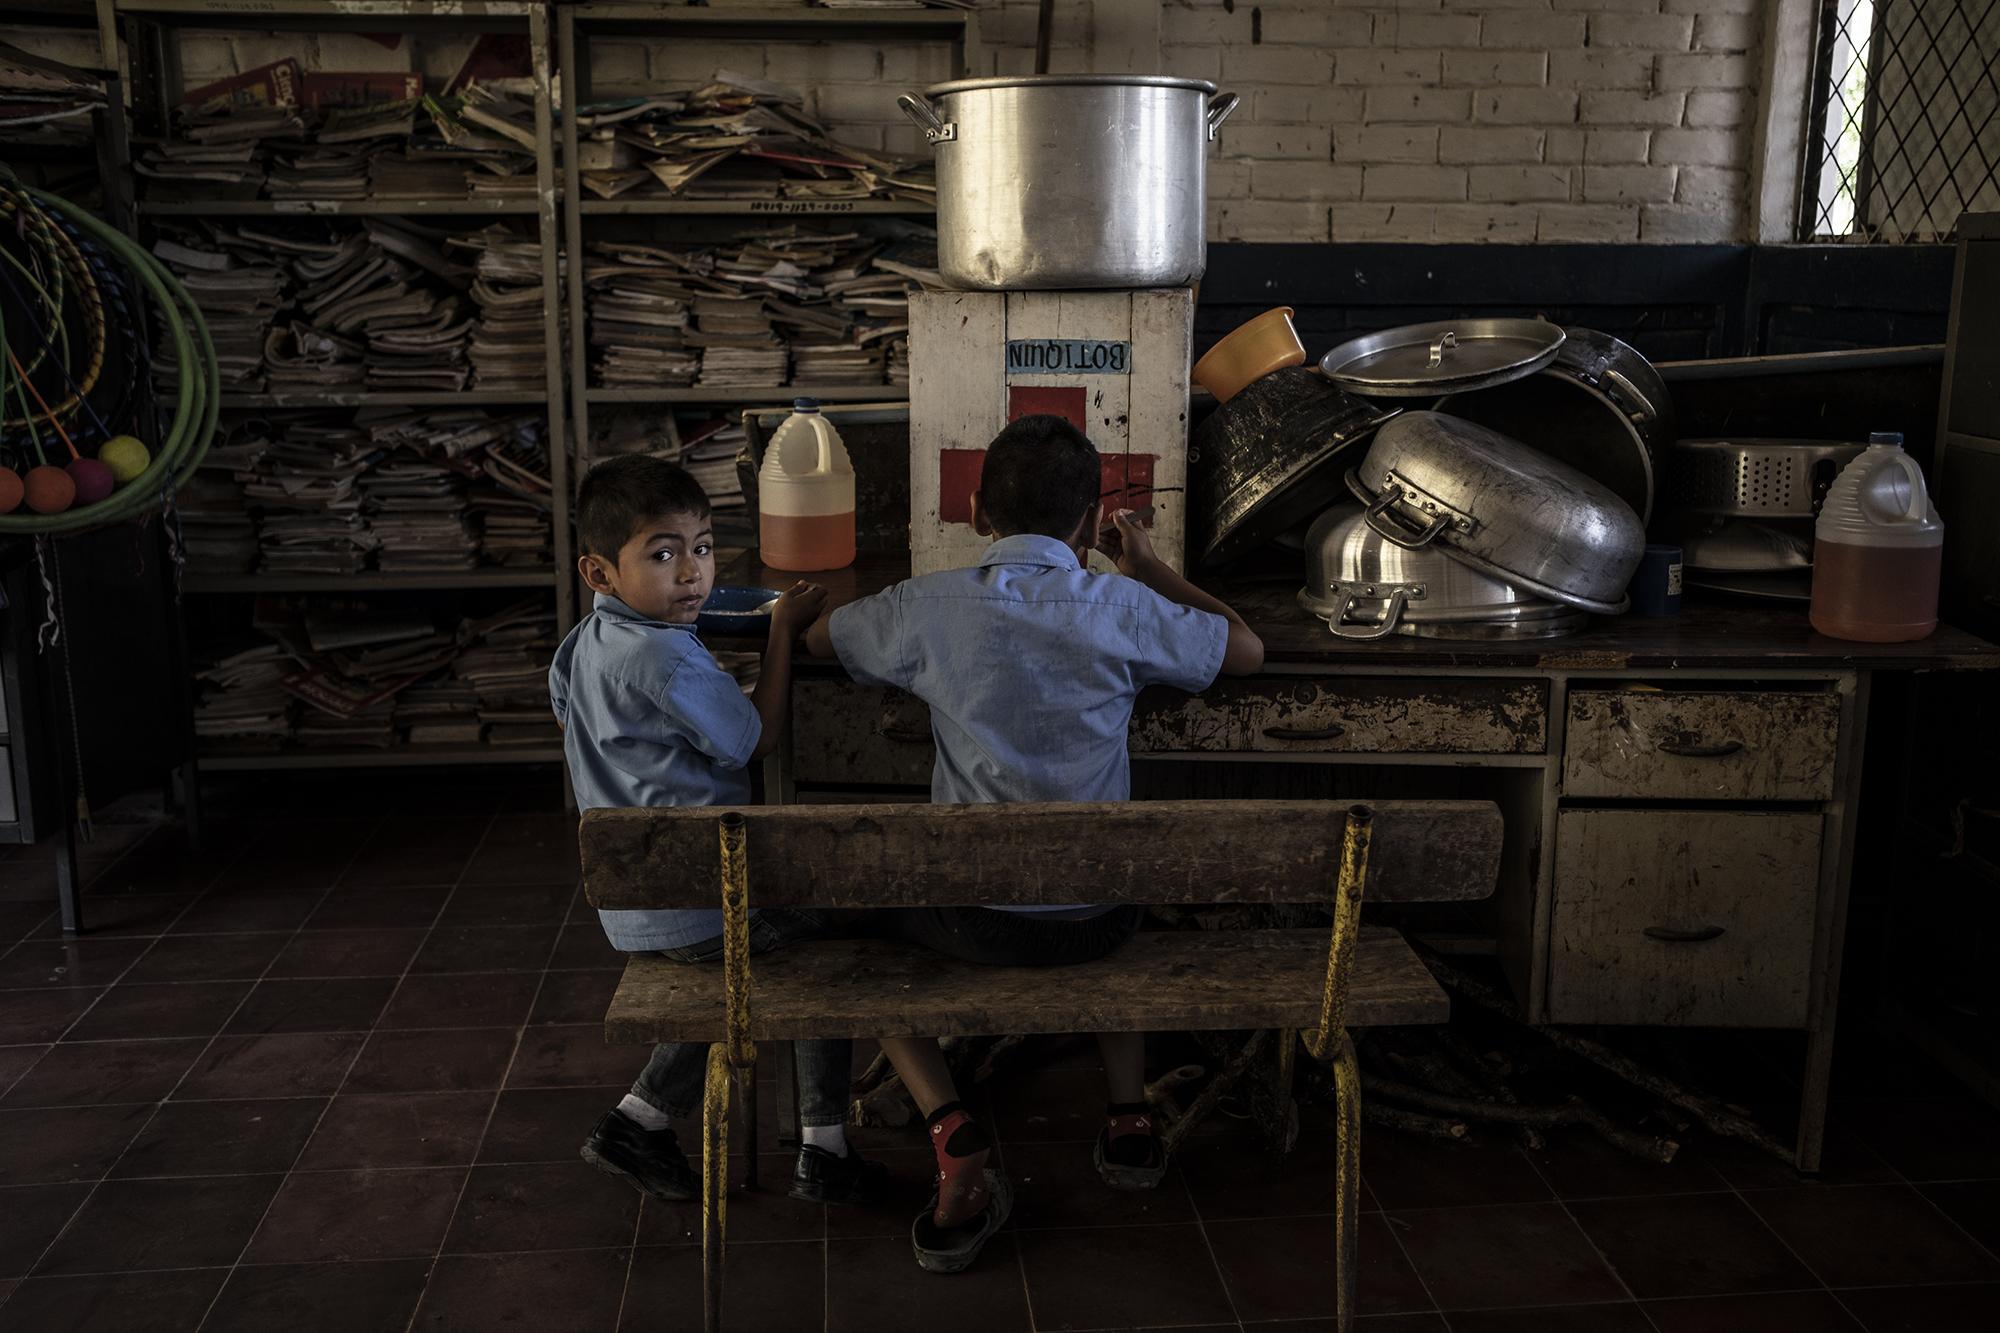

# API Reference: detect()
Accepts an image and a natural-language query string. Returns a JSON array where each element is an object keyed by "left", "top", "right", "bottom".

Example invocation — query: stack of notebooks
[
  {"left": 584, "top": 241, "right": 701, "bottom": 388},
  {"left": 456, "top": 224, "right": 553, "bottom": 391},
  {"left": 180, "top": 409, "right": 552, "bottom": 577},
  {"left": 149, "top": 217, "right": 548, "bottom": 395},
  {"left": 150, "top": 228, "right": 289, "bottom": 391},
  {"left": 0, "top": 40, "right": 108, "bottom": 152},
  {"left": 577, "top": 226, "right": 940, "bottom": 391},
  {"left": 192, "top": 643, "right": 295, "bottom": 751},
  {"left": 194, "top": 594, "right": 561, "bottom": 756},
  {"left": 571, "top": 74, "right": 935, "bottom": 205},
  {"left": 135, "top": 71, "right": 540, "bottom": 204}
]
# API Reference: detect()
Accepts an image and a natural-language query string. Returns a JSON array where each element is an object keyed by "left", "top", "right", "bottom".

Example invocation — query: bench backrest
[{"left": 580, "top": 800, "right": 1502, "bottom": 911}]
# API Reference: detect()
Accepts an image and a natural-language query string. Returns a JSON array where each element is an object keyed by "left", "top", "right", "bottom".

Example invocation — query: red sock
[{"left": 925, "top": 1102, "right": 992, "bottom": 1226}]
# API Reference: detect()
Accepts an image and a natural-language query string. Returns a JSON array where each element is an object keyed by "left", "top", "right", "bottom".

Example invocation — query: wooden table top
[{"left": 717, "top": 551, "right": 2000, "bottom": 672}]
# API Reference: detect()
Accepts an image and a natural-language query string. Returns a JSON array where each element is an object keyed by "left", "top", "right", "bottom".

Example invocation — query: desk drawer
[
  {"left": 792, "top": 679, "right": 933, "bottom": 787},
  {"left": 1564, "top": 689, "right": 1839, "bottom": 801},
  {"left": 1549, "top": 810, "right": 1821, "bottom": 1027},
  {"left": 1131, "top": 678, "right": 1547, "bottom": 754}
]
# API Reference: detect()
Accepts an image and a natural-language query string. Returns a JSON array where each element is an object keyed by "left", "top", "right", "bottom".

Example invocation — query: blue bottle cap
[
  {"left": 1869, "top": 431, "right": 1903, "bottom": 446},
  {"left": 793, "top": 397, "right": 820, "bottom": 412}
]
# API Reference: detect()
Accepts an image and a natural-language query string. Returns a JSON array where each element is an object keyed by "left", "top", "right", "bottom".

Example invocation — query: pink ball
[
  {"left": 0, "top": 469, "right": 22, "bottom": 514},
  {"left": 67, "top": 458, "right": 116, "bottom": 506}
]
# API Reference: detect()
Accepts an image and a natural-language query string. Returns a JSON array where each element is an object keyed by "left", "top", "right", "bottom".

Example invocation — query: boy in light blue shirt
[
  {"left": 806, "top": 415, "right": 1264, "bottom": 1271},
  {"left": 550, "top": 454, "right": 883, "bottom": 1209}
]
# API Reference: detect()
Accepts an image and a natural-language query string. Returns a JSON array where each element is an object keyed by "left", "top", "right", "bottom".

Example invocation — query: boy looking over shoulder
[{"left": 550, "top": 454, "right": 883, "bottom": 1211}]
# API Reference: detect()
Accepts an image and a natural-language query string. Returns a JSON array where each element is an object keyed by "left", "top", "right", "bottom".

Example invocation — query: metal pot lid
[
  {"left": 924, "top": 75, "right": 1218, "bottom": 96},
  {"left": 1319, "top": 319, "right": 1565, "bottom": 398}
]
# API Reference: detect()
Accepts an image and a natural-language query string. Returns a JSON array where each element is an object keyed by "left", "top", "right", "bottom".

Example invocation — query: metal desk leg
[
  {"left": 774, "top": 1042, "right": 800, "bottom": 1150},
  {"left": 55, "top": 813, "right": 81, "bottom": 935}
]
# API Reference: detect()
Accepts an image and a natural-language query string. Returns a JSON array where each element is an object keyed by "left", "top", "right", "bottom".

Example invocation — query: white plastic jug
[
  {"left": 1809, "top": 433, "right": 1943, "bottom": 643},
  {"left": 757, "top": 399, "right": 856, "bottom": 572}
]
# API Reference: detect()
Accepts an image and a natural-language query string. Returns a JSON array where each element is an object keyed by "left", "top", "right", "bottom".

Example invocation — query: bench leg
[
  {"left": 1332, "top": 1030, "right": 1362, "bottom": 1333},
  {"left": 702, "top": 1042, "right": 731, "bottom": 1333}
]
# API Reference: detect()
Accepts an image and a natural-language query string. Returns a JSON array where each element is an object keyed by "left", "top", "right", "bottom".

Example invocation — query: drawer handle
[
  {"left": 1658, "top": 739, "right": 1744, "bottom": 759},
  {"left": 875, "top": 722, "right": 931, "bottom": 746},
  {"left": 1643, "top": 924, "right": 1726, "bottom": 943},
  {"left": 1263, "top": 724, "right": 1346, "bottom": 742}
]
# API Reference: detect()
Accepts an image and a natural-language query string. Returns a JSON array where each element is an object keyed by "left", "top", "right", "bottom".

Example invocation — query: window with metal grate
[{"left": 1802, "top": 0, "right": 2000, "bottom": 241}]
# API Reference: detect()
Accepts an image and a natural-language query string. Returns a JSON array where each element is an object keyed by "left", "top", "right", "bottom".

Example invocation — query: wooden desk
[{"left": 720, "top": 554, "right": 2000, "bottom": 1170}]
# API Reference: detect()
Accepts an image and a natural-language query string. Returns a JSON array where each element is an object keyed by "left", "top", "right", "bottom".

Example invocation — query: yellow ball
[{"left": 98, "top": 435, "right": 151, "bottom": 485}]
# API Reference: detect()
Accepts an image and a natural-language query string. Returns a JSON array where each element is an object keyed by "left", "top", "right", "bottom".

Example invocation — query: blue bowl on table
[{"left": 697, "top": 586, "right": 782, "bottom": 636}]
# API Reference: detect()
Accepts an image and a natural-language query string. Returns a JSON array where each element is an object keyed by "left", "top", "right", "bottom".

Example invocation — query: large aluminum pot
[
  {"left": 1345, "top": 411, "right": 1646, "bottom": 615},
  {"left": 897, "top": 76, "right": 1239, "bottom": 290},
  {"left": 1434, "top": 328, "right": 1671, "bottom": 524},
  {"left": 1297, "top": 505, "right": 1588, "bottom": 640}
]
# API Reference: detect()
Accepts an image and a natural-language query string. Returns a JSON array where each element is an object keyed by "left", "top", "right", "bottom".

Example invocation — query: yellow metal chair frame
[{"left": 692, "top": 806, "right": 1375, "bottom": 1333}]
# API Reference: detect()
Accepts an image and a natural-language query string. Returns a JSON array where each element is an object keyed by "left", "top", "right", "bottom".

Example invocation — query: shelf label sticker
[{"left": 1005, "top": 339, "right": 1132, "bottom": 376}]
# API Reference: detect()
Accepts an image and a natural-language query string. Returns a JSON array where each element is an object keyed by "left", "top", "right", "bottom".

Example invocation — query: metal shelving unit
[
  {"left": 217, "top": 391, "right": 549, "bottom": 409},
  {"left": 138, "top": 199, "right": 542, "bottom": 216},
  {"left": 580, "top": 199, "right": 936, "bottom": 217},
  {"left": 557, "top": 3, "right": 965, "bottom": 485},
  {"left": 184, "top": 569, "right": 557, "bottom": 593},
  {"left": 583, "top": 385, "right": 908, "bottom": 405},
  {"left": 200, "top": 743, "right": 562, "bottom": 771},
  {"left": 110, "top": 0, "right": 572, "bottom": 780}
]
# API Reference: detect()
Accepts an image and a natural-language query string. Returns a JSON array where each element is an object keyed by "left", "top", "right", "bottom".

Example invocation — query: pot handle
[
  {"left": 1326, "top": 589, "right": 1407, "bottom": 641},
  {"left": 1206, "top": 92, "right": 1241, "bottom": 141},
  {"left": 1601, "top": 366, "right": 1659, "bottom": 422},
  {"left": 1363, "top": 487, "right": 1451, "bottom": 550},
  {"left": 896, "top": 93, "right": 956, "bottom": 143}
]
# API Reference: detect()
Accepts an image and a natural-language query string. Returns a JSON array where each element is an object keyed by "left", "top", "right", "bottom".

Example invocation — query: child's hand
[
  {"left": 769, "top": 580, "right": 827, "bottom": 635},
  {"left": 1097, "top": 509, "right": 1159, "bottom": 578}
]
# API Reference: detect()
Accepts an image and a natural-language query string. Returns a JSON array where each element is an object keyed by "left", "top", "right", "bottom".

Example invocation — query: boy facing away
[
  {"left": 550, "top": 455, "right": 884, "bottom": 1210},
  {"left": 805, "top": 414, "right": 1264, "bottom": 1271}
]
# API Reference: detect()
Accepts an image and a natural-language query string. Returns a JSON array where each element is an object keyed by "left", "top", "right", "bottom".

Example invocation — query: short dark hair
[
  {"left": 978, "top": 415, "right": 1100, "bottom": 540},
  {"left": 577, "top": 454, "right": 711, "bottom": 558}
]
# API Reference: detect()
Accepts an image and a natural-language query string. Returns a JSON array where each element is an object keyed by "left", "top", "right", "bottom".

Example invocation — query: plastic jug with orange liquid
[
  {"left": 757, "top": 399, "right": 856, "bottom": 572},
  {"left": 1809, "top": 433, "right": 1943, "bottom": 643}
]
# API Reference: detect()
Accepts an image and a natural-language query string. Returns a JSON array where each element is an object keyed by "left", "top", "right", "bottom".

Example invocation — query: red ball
[
  {"left": 0, "top": 469, "right": 22, "bottom": 514},
  {"left": 67, "top": 458, "right": 115, "bottom": 506},
  {"left": 23, "top": 465, "right": 76, "bottom": 514}
]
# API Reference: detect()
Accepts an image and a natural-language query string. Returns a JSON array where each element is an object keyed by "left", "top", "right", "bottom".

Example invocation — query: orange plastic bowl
[{"left": 1192, "top": 306, "right": 1306, "bottom": 403}]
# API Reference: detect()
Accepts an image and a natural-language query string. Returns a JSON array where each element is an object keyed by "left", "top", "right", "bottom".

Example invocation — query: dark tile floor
[{"left": 2, "top": 779, "right": 1999, "bottom": 1331}]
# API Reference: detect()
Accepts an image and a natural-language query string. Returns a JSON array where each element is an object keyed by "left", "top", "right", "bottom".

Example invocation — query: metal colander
[{"left": 1661, "top": 439, "right": 1867, "bottom": 519}]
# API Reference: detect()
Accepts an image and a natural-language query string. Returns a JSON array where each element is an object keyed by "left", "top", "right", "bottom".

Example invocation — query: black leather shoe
[
  {"left": 789, "top": 1143, "right": 890, "bottom": 1205},
  {"left": 579, "top": 1110, "right": 698, "bottom": 1202}
]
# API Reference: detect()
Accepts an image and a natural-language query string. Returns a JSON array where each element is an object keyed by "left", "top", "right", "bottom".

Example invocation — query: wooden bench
[{"left": 580, "top": 799, "right": 1503, "bottom": 1333}]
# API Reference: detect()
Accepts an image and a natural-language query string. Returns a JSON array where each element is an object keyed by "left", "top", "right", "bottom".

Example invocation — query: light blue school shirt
[
  {"left": 828, "top": 534, "right": 1229, "bottom": 911},
  {"left": 549, "top": 593, "right": 759, "bottom": 951}
]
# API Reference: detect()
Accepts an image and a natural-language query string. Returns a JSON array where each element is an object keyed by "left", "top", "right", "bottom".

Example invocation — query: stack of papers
[
  {"left": 179, "top": 409, "right": 552, "bottom": 576},
  {"left": 136, "top": 105, "right": 300, "bottom": 200},
  {"left": 136, "top": 78, "right": 541, "bottom": 204},
  {"left": 192, "top": 595, "right": 562, "bottom": 756},
  {"left": 193, "top": 643, "right": 294, "bottom": 750},
  {"left": 0, "top": 39, "right": 107, "bottom": 151},
  {"left": 151, "top": 228, "right": 290, "bottom": 390},
  {"left": 585, "top": 241, "right": 701, "bottom": 387},
  {"left": 572, "top": 74, "right": 935, "bottom": 204},
  {"left": 578, "top": 225, "right": 939, "bottom": 392},
  {"left": 454, "top": 224, "right": 554, "bottom": 391}
]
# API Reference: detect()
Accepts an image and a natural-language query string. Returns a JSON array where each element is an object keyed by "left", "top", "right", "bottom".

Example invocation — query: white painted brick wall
[
  {"left": 40, "top": 0, "right": 1767, "bottom": 246},
  {"left": 1175, "top": 0, "right": 1762, "bottom": 241}
]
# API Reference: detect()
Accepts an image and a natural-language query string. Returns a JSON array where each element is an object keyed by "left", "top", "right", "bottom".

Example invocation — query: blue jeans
[{"left": 628, "top": 909, "right": 853, "bottom": 1129}]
